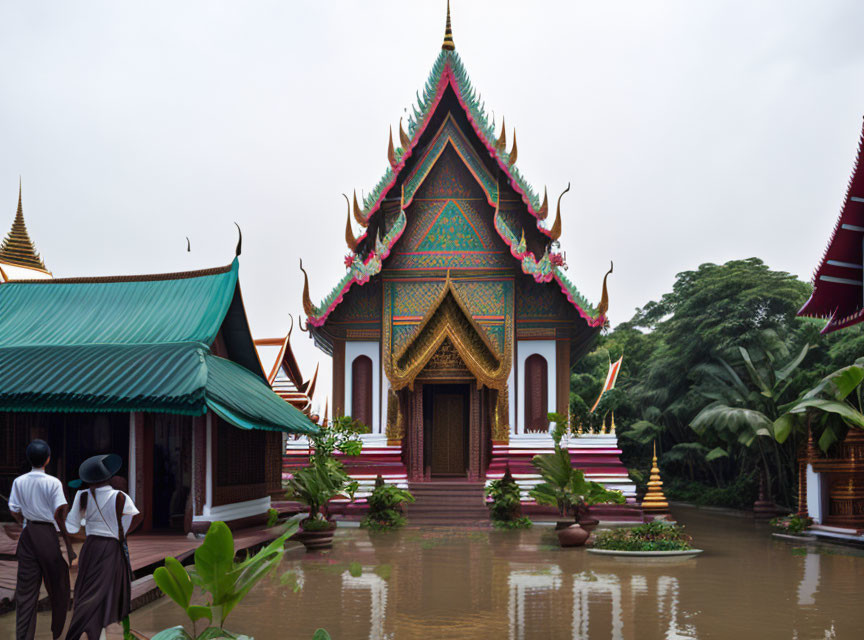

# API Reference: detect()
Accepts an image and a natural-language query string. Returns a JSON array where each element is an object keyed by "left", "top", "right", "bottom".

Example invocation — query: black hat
[
  {"left": 78, "top": 454, "right": 123, "bottom": 485},
  {"left": 25, "top": 439, "right": 51, "bottom": 468}
]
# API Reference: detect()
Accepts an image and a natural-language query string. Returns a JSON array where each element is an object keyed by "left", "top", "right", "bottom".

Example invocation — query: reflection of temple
[
  {"left": 797, "top": 121, "right": 864, "bottom": 535},
  {"left": 290, "top": 5, "right": 634, "bottom": 506}
]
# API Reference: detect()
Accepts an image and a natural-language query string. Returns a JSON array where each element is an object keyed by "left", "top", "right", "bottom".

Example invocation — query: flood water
[{"left": 4, "top": 507, "right": 863, "bottom": 639}]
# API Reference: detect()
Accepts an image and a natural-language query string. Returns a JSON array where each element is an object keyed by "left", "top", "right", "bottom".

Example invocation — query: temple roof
[
  {"left": 0, "top": 258, "right": 317, "bottom": 433},
  {"left": 302, "top": 9, "right": 608, "bottom": 330},
  {"left": 798, "top": 118, "right": 864, "bottom": 333},
  {"left": 0, "top": 180, "right": 51, "bottom": 280},
  {"left": 255, "top": 324, "right": 319, "bottom": 414}
]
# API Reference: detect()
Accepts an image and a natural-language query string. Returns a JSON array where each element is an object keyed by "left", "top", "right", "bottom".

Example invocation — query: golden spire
[
  {"left": 608, "top": 411, "right": 616, "bottom": 434},
  {"left": 537, "top": 187, "right": 549, "bottom": 219},
  {"left": 549, "top": 182, "right": 570, "bottom": 242},
  {"left": 641, "top": 441, "right": 669, "bottom": 512},
  {"left": 344, "top": 194, "right": 358, "bottom": 251},
  {"left": 508, "top": 130, "right": 518, "bottom": 166},
  {"left": 442, "top": 0, "right": 455, "bottom": 51},
  {"left": 0, "top": 178, "right": 46, "bottom": 270},
  {"left": 299, "top": 258, "right": 314, "bottom": 317},
  {"left": 597, "top": 261, "right": 613, "bottom": 317}
]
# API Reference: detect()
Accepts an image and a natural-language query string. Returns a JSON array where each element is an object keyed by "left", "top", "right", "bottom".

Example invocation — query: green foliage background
[{"left": 572, "top": 258, "right": 864, "bottom": 509}]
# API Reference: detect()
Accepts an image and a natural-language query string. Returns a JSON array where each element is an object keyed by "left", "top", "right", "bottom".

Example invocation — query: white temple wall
[
  {"left": 344, "top": 341, "right": 382, "bottom": 434},
  {"left": 515, "top": 340, "right": 556, "bottom": 434}
]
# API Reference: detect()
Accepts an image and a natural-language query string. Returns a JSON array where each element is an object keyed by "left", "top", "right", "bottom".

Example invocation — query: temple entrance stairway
[{"left": 405, "top": 481, "right": 489, "bottom": 525}]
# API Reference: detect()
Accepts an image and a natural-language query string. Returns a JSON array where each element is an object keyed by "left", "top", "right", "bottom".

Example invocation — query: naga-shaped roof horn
[
  {"left": 495, "top": 117, "right": 507, "bottom": 152},
  {"left": 353, "top": 190, "right": 367, "bottom": 227},
  {"left": 343, "top": 194, "right": 358, "bottom": 251},
  {"left": 300, "top": 258, "right": 314, "bottom": 317},
  {"left": 597, "top": 261, "right": 613, "bottom": 317},
  {"left": 399, "top": 117, "right": 411, "bottom": 149},
  {"left": 387, "top": 126, "right": 397, "bottom": 168},
  {"left": 508, "top": 130, "right": 518, "bottom": 166},
  {"left": 537, "top": 187, "right": 549, "bottom": 219},
  {"left": 550, "top": 182, "right": 570, "bottom": 242}
]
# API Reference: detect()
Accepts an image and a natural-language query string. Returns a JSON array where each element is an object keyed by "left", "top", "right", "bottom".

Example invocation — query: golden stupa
[{"left": 641, "top": 441, "right": 669, "bottom": 512}]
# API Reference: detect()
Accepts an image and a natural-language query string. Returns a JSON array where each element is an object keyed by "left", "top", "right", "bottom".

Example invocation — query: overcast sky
[{"left": 2, "top": 1, "right": 864, "bottom": 413}]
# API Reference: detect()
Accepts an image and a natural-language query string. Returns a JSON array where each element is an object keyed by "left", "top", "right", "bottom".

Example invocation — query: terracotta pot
[
  {"left": 578, "top": 517, "right": 600, "bottom": 534},
  {"left": 291, "top": 524, "right": 336, "bottom": 551},
  {"left": 557, "top": 524, "right": 590, "bottom": 547}
]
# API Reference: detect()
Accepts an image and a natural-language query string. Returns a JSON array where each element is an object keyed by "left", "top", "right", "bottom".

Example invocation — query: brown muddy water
[{"left": 4, "top": 507, "right": 863, "bottom": 639}]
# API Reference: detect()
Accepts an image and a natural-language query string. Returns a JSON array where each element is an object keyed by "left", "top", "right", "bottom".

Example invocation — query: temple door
[{"left": 429, "top": 391, "right": 467, "bottom": 475}]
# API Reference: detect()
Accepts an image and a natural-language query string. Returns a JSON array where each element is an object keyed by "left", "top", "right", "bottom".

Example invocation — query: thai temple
[
  {"left": 797, "top": 118, "right": 864, "bottom": 535},
  {"left": 289, "top": 5, "right": 636, "bottom": 514}
]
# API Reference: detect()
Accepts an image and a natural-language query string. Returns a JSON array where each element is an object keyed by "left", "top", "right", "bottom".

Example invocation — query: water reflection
[{"left": 9, "top": 508, "right": 862, "bottom": 639}]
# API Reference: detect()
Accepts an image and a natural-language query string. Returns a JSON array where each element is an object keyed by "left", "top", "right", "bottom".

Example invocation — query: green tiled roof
[{"left": 0, "top": 259, "right": 317, "bottom": 434}]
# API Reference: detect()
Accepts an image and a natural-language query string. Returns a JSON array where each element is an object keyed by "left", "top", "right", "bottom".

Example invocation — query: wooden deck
[{"left": 0, "top": 524, "right": 285, "bottom": 612}]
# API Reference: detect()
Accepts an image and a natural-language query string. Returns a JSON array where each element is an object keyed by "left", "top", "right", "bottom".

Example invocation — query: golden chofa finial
[
  {"left": 343, "top": 194, "right": 358, "bottom": 251},
  {"left": 508, "top": 130, "right": 518, "bottom": 166},
  {"left": 549, "top": 182, "right": 570, "bottom": 242},
  {"left": 641, "top": 441, "right": 670, "bottom": 513},
  {"left": 496, "top": 117, "right": 507, "bottom": 152},
  {"left": 442, "top": 0, "right": 455, "bottom": 51},
  {"left": 387, "top": 126, "right": 397, "bottom": 168},
  {"left": 299, "top": 258, "right": 315, "bottom": 317},
  {"left": 399, "top": 117, "right": 411, "bottom": 150},
  {"left": 352, "top": 189, "right": 367, "bottom": 228},
  {"left": 597, "top": 261, "right": 613, "bottom": 317},
  {"left": 537, "top": 187, "right": 549, "bottom": 220}
]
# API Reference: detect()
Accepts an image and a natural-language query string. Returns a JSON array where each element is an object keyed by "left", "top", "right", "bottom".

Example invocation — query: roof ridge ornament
[
  {"left": 537, "top": 187, "right": 549, "bottom": 219},
  {"left": 399, "top": 117, "right": 411, "bottom": 150},
  {"left": 299, "top": 258, "right": 314, "bottom": 317},
  {"left": 343, "top": 194, "right": 358, "bottom": 251},
  {"left": 234, "top": 222, "right": 242, "bottom": 256},
  {"left": 442, "top": 0, "right": 455, "bottom": 51},
  {"left": 508, "top": 130, "right": 518, "bottom": 166},
  {"left": 597, "top": 261, "right": 613, "bottom": 318},
  {"left": 387, "top": 126, "right": 397, "bottom": 168},
  {"left": 496, "top": 117, "right": 507, "bottom": 152},
  {"left": 550, "top": 182, "right": 570, "bottom": 242},
  {"left": 353, "top": 189, "right": 367, "bottom": 227}
]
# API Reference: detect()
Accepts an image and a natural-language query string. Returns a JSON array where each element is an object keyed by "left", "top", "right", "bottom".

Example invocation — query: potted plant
[
  {"left": 588, "top": 520, "right": 702, "bottom": 558},
  {"left": 769, "top": 513, "right": 813, "bottom": 537},
  {"left": 361, "top": 475, "right": 415, "bottom": 531},
  {"left": 485, "top": 466, "right": 532, "bottom": 530},
  {"left": 285, "top": 415, "right": 363, "bottom": 551},
  {"left": 530, "top": 445, "right": 625, "bottom": 546}
]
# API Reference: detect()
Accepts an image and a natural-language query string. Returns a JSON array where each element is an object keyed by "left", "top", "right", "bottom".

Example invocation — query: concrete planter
[{"left": 587, "top": 548, "right": 703, "bottom": 559}]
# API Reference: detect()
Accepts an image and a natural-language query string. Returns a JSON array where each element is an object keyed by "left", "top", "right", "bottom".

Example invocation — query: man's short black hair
[{"left": 25, "top": 439, "right": 51, "bottom": 468}]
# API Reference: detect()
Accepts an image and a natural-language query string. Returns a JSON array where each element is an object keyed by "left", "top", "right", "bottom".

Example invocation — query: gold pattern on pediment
[{"left": 388, "top": 276, "right": 511, "bottom": 390}]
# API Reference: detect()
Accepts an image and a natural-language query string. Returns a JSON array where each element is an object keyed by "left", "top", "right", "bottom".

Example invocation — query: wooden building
[
  {"left": 0, "top": 243, "right": 317, "bottom": 533},
  {"left": 797, "top": 119, "right": 864, "bottom": 530},
  {"left": 294, "top": 7, "right": 633, "bottom": 501}
]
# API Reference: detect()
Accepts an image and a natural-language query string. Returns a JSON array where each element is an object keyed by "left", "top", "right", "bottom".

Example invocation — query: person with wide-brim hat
[{"left": 65, "top": 454, "right": 140, "bottom": 640}]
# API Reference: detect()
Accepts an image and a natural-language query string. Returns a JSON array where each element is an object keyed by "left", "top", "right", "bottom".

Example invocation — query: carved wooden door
[{"left": 430, "top": 392, "right": 466, "bottom": 475}]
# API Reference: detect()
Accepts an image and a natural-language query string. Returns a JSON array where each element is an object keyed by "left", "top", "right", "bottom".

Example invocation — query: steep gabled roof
[
  {"left": 798, "top": 118, "right": 864, "bottom": 333},
  {"left": 302, "top": 23, "right": 608, "bottom": 330}
]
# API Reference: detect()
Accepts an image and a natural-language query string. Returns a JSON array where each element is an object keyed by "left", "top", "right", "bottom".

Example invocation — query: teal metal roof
[{"left": 0, "top": 260, "right": 317, "bottom": 434}]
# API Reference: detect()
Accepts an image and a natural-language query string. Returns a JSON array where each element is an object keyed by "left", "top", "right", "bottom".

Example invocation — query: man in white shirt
[{"left": 8, "top": 439, "right": 75, "bottom": 640}]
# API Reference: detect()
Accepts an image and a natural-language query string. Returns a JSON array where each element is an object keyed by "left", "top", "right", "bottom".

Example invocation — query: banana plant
[
  {"left": 151, "top": 516, "right": 301, "bottom": 639},
  {"left": 774, "top": 358, "right": 864, "bottom": 451}
]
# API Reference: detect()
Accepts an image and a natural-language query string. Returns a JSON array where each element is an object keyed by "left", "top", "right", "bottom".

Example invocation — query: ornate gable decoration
[
  {"left": 388, "top": 275, "right": 511, "bottom": 391},
  {"left": 402, "top": 112, "right": 497, "bottom": 208}
]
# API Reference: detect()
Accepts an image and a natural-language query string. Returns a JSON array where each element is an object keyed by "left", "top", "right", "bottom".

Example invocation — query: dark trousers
[{"left": 15, "top": 522, "right": 70, "bottom": 640}]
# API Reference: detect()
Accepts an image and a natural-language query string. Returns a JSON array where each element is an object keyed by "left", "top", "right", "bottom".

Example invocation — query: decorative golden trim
[{"left": 387, "top": 275, "right": 512, "bottom": 391}]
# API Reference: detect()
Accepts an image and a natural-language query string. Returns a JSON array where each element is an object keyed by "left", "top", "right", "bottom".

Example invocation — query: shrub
[
  {"left": 361, "top": 475, "right": 415, "bottom": 531},
  {"left": 770, "top": 514, "right": 812, "bottom": 535},
  {"left": 591, "top": 520, "right": 693, "bottom": 551},
  {"left": 664, "top": 475, "right": 757, "bottom": 511},
  {"left": 486, "top": 467, "right": 531, "bottom": 528}
]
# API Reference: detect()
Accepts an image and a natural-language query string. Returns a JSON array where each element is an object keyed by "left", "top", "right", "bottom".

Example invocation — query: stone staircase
[{"left": 405, "top": 481, "right": 489, "bottom": 526}]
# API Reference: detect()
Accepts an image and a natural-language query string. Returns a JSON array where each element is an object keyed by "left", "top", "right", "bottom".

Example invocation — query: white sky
[{"left": 2, "top": 1, "right": 864, "bottom": 414}]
